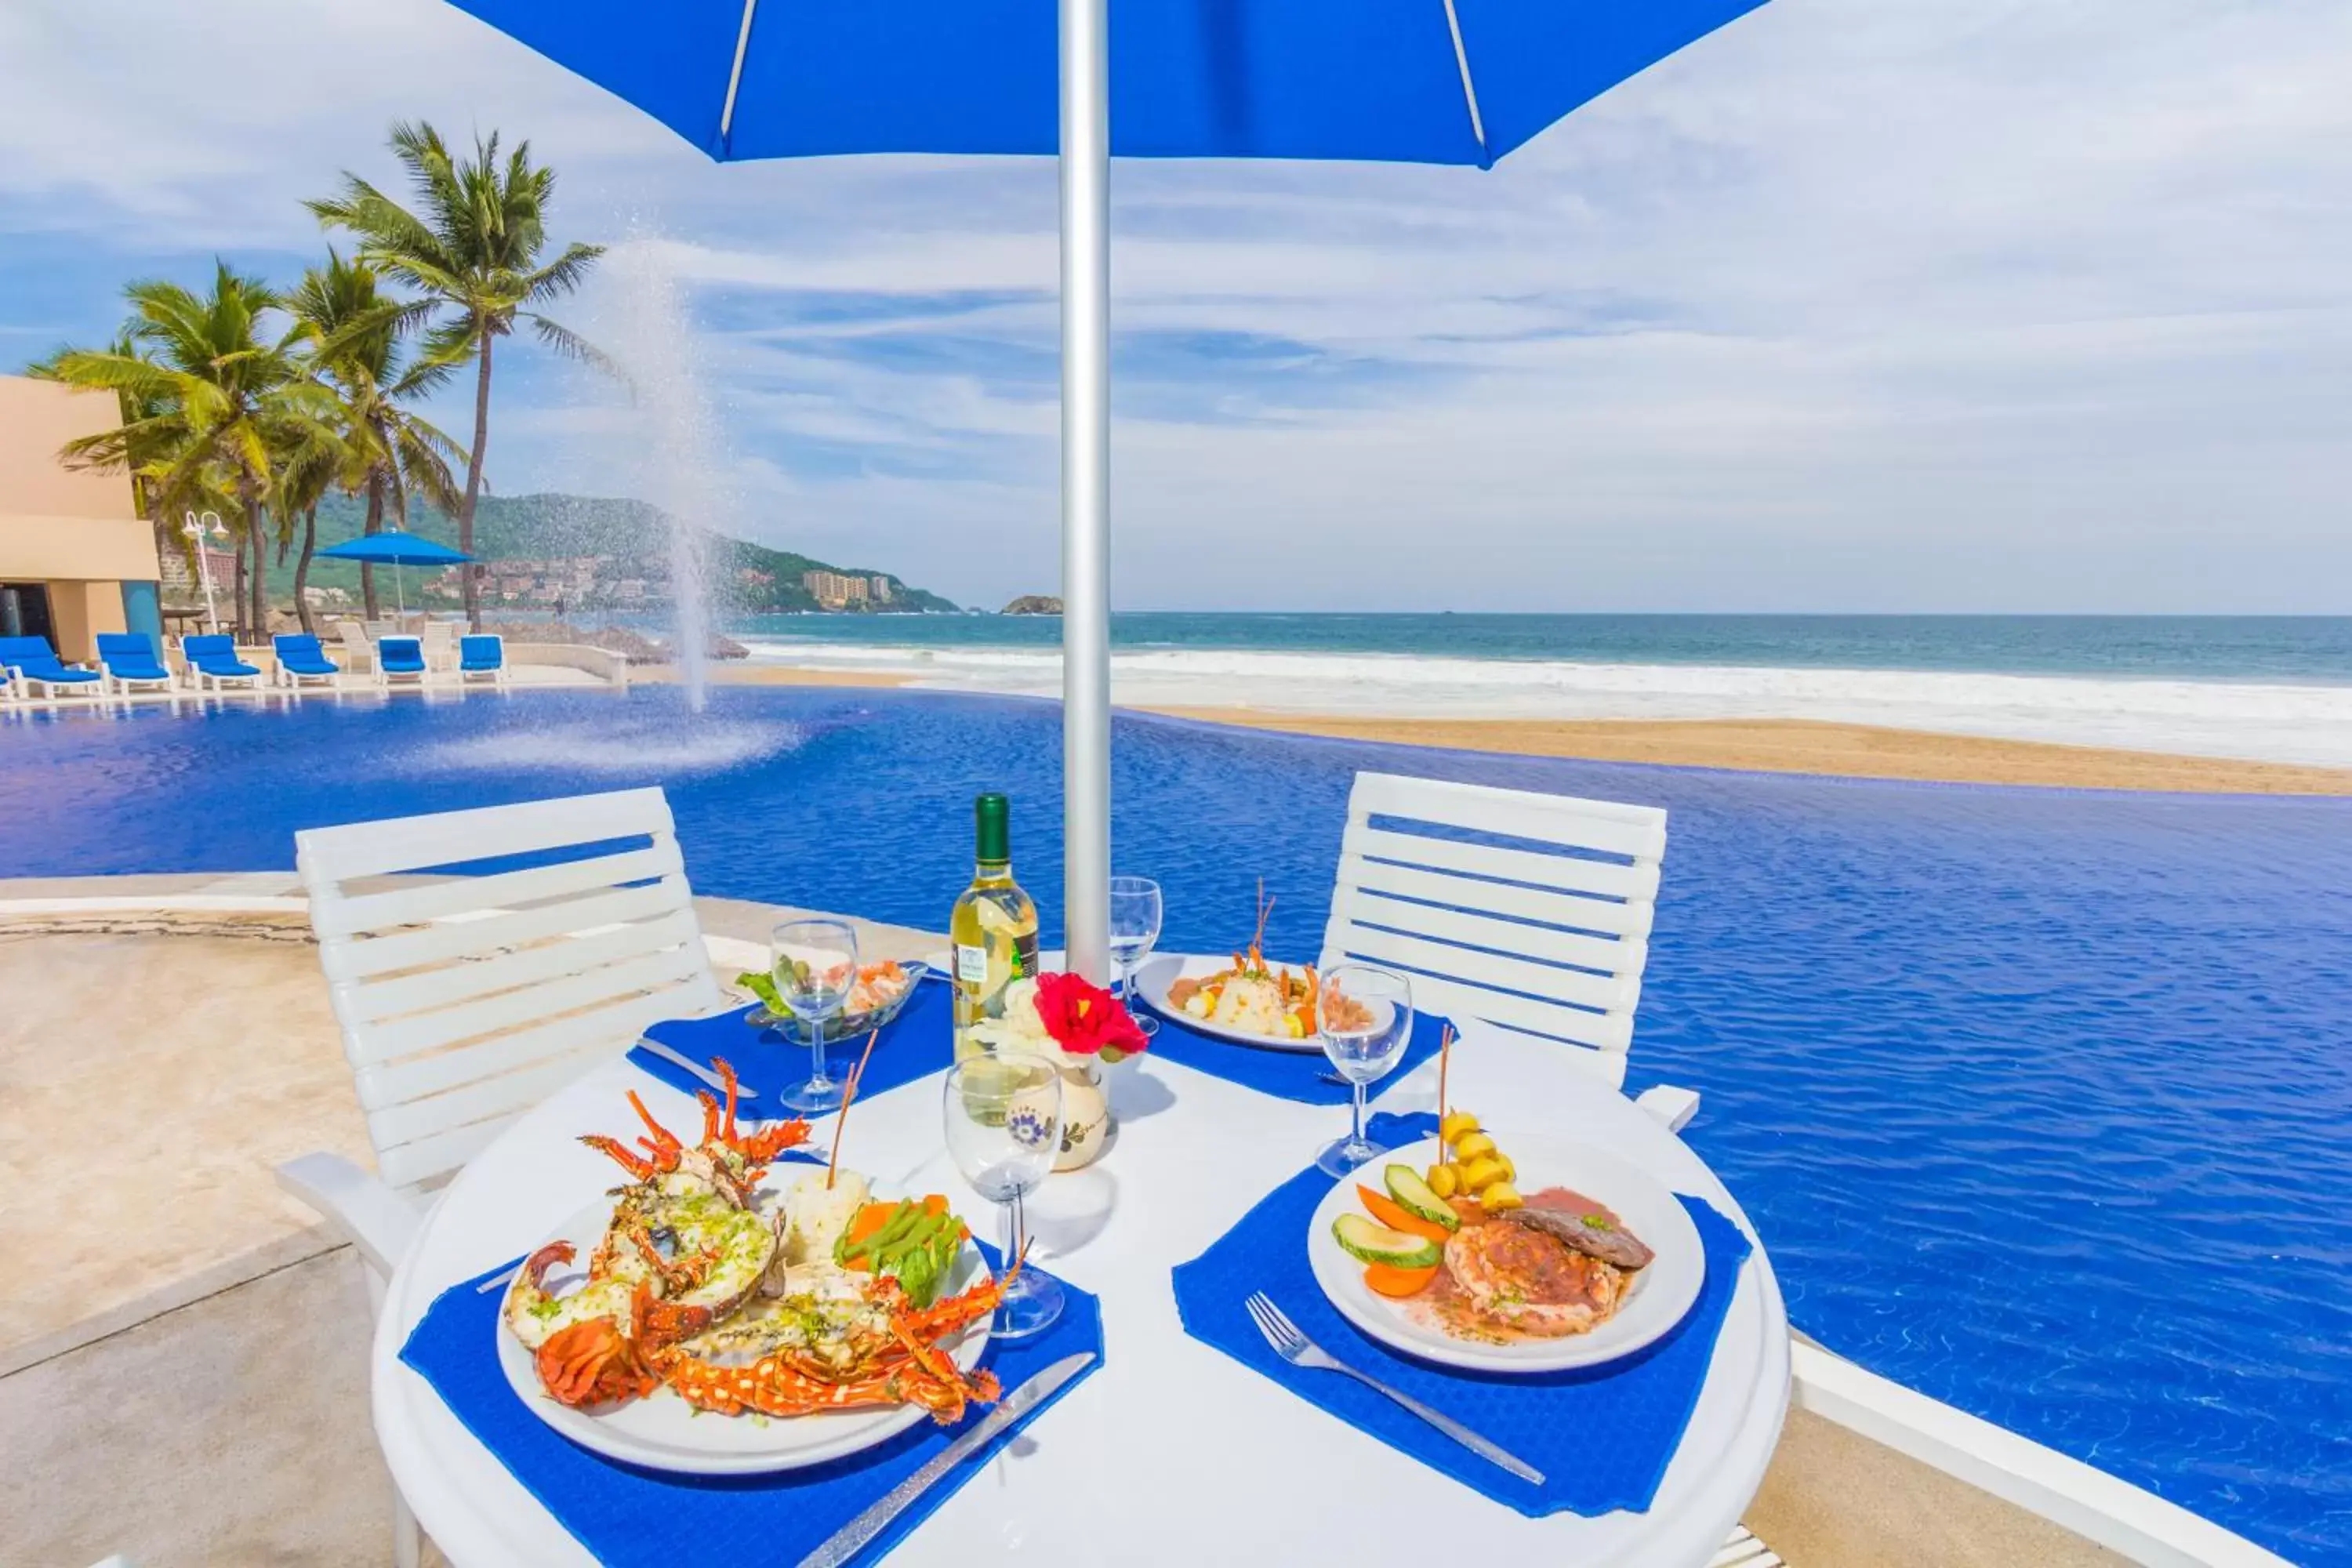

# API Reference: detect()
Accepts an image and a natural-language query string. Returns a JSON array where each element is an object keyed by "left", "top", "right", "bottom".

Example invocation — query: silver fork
[{"left": 1243, "top": 1291, "right": 1544, "bottom": 1486}]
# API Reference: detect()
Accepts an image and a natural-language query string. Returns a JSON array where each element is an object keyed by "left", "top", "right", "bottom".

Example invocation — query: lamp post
[{"left": 182, "top": 510, "right": 227, "bottom": 636}]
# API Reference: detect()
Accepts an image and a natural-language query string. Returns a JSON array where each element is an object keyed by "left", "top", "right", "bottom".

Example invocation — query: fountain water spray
[{"left": 601, "top": 232, "right": 727, "bottom": 713}]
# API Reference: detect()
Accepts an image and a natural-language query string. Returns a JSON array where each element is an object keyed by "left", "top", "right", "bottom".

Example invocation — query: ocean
[{"left": 722, "top": 613, "right": 2352, "bottom": 768}]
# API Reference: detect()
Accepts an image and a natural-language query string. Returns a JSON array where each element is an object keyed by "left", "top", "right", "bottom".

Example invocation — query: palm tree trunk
[
  {"left": 244, "top": 495, "right": 268, "bottom": 636},
  {"left": 361, "top": 474, "right": 386, "bottom": 619},
  {"left": 459, "top": 329, "right": 494, "bottom": 632},
  {"left": 230, "top": 529, "right": 250, "bottom": 641},
  {"left": 293, "top": 507, "right": 319, "bottom": 635}
]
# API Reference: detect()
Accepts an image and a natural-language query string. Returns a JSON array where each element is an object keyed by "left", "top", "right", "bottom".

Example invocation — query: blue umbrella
[
  {"left": 443, "top": 0, "right": 1769, "bottom": 975},
  {"left": 318, "top": 530, "right": 473, "bottom": 618}
]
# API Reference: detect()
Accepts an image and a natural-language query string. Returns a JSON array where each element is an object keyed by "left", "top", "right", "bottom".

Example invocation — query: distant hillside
[{"left": 268, "top": 492, "right": 957, "bottom": 614}]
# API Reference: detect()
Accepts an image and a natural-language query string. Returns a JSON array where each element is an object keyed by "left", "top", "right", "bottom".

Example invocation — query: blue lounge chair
[
  {"left": 456, "top": 633, "right": 508, "bottom": 689},
  {"left": 182, "top": 634, "right": 262, "bottom": 692},
  {"left": 0, "top": 635, "right": 103, "bottom": 699},
  {"left": 376, "top": 635, "right": 428, "bottom": 688},
  {"left": 97, "top": 633, "right": 176, "bottom": 697},
  {"left": 272, "top": 633, "right": 343, "bottom": 690}
]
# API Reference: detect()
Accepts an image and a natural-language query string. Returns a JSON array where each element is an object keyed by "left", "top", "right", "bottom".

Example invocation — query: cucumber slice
[
  {"left": 1382, "top": 1165, "right": 1460, "bottom": 1232},
  {"left": 1331, "top": 1211, "right": 1444, "bottom": 1269}
]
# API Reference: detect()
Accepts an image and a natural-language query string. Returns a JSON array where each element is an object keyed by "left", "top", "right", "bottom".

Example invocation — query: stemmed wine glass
[
  {"left": 771, "top": 917, "right": 857, "bottom": 1113},
  {"left": 1314, "top": 964, "right": 1414, "bottom": 1178},
  {"left": 942, "top": 1051, "right": 1066, "bottom": 1338},
  {"left": 1107, "top": 874, "right": 1163, "bottom": 1036}
]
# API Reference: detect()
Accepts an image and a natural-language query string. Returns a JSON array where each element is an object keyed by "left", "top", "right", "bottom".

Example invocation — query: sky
[{"left": 2, "top": 0, "right": 2347, "bottom": 615}]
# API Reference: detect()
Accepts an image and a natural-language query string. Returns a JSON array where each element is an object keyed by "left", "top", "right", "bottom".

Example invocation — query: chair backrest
[
  {"left": 183, "top": 633, "right": 235, "bottom": 662},
  {"left": 335, "top": 621, "right": 371, "bottom": 652},
  {"left": 379, "top": 635, "right": 423, "bottom": 666},
  {"left": 1319, "top": 771, "right": 1668, "bottom": 1087},
  {"left": 296, "top": 786, "right": 722, "bottom": 1191},
  {"left": 461, "top": 633, "right": 503, "bottom": 666},
  {"left": 0, "top": 634, "right": 64, "bottom": 672},
  {"left": 274, "top": 632, "right": 323, "bottom": 659},
  {"left": 423, "top": 621, "right": 457, "bottom": 651},
  {"left": 99, "top": 632, "right": 161, "bottom": 666}
]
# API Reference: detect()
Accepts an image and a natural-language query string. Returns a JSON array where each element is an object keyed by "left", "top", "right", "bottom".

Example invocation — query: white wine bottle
[{"left": 950, "top": 792, "right": 1040, "bottom": 1061}]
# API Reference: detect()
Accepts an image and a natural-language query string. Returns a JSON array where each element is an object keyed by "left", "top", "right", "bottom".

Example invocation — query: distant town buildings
[
  {"left": 400, "top": 551, "right": 901, "bottom": 613},
  {"left": 426, "top": 554, "right": 666, "bottom": 607},
  {"left": 802, "top": 569, "right": 895, "bottom": 610}
]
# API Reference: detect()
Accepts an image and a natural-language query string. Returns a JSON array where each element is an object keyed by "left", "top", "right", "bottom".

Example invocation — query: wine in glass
[
  {"left": 1314, "top": 964, "right": 1414, "bottom": 1178},
  {"left": 942, "top": 1051, "right": 1065, "bottom": 1338},
  {"left": 771, "top": 917, "right": 858, "bottom": 1113},
  {"left": 1107, "top": 874, "right": 1163, "bottom": 1036}
]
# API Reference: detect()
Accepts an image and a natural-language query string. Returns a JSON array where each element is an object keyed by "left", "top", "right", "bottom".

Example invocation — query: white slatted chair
[
  {"left": 275, "top": 786, "right": 723, "bottom": 1568},
  {"left": 1713, "top": 1526, "right": 1784, "bottom": 1566},
  {"left": 1319, "top": 771, "right": 1700, "bottom": 1131}
]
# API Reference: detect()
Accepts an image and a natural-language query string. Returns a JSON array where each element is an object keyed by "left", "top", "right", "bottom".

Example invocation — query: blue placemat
[
  {"left": 1139, "top": 1002, "right": 1454, "bottom": 1105},
  {"left": 636, "top": 978, "right": 955, "bottom": 1116},
  {"left": 1171, "top": 1112, "right": 1753, "bottom": 1517},
  {"left": 400, "top": 1243, "right": 1102, "bottom": 1568}
]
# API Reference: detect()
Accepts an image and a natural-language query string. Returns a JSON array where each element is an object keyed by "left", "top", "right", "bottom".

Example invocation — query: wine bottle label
[{"left": 954, "top": 943, "right": 988, "bottom": 985}]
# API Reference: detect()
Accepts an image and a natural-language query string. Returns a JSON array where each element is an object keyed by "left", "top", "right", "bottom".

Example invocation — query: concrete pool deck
[{"left": 0, "top": 878, "right": 2127, "bottom": 1567}]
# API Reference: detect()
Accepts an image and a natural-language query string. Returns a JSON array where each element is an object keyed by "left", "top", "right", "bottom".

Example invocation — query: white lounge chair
[
  {"left": 332, "top": 620, "right": 374, "bottom": 674},
  {"left": 276, "top": 786, "right": 724, "bottom": 1568},
  {"left": 1318, "top": 771, "right": 1699, "bottom": 1131},
  {"left": 420, "top": 619, "right": 458, "bottom": 673}
]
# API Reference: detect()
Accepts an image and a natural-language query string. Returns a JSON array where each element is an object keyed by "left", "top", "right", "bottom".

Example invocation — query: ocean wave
[{"left": 738, "top": 638, "right": 2352, "bottom": 767}]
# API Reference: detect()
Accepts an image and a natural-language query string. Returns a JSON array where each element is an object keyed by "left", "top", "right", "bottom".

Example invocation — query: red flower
[{"left": 1033, "top": 971, "right": 1149, "bottom": 1058}]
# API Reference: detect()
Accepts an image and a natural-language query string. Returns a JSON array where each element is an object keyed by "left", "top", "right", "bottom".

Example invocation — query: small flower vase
[{"left": 1053, "top": 1054, "right": 1113, "bottom": 1171}]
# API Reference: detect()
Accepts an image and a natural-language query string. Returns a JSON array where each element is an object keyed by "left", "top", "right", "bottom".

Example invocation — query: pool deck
[{"left": 0, "top": 877, "right": 2129, "bottom": 1567}]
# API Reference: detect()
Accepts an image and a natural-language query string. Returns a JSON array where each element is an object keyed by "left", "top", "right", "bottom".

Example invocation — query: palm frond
[{"left": 525, "top": 314, "right": 625, "bottom": 384}]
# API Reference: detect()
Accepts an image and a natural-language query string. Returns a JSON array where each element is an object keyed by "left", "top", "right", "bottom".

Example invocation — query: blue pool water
[{"left": 6, "top": 688, "right": 2350, "bottom": 1561}]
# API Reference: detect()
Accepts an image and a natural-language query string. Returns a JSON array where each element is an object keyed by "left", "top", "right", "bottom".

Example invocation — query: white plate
[
  {"left": 1306, "top": 1134, "right": 1706, "bottom": 1374},
  {"left": 495, "top": 1195, "right": 989, "bottom": 1475},
  {"left": 1131, "top": 952, "right": 1325, "bottom": 1053}
]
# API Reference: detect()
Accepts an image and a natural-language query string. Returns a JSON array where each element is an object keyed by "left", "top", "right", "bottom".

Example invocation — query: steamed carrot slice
[
  {"left": 1356, "top": 1185, "right": 1451, "bottom": 1244},
  {"left": 844, "top": 1203, "right": 897, "bottom": 1248},
  {"left": 1363, "top": 1261, "right": 1441, "bottom": 1298}
]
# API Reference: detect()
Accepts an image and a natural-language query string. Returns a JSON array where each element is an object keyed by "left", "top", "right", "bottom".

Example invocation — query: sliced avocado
[
  {"left": 1331, "top": 1211, "right": 1444, "bottom": 1269},
  {"left": 1381, "top": 1164, "right": 1460, "bottom": 1232}
]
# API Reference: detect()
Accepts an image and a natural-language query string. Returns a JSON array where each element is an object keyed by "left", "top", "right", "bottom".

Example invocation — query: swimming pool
[{"left": 7, "top": 687, "right": 2349, "bottom": 1562}]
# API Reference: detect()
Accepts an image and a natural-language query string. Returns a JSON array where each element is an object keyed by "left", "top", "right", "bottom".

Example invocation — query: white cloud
[{"left": 2, "top": 0, "right": 2347, "bottom": 611}]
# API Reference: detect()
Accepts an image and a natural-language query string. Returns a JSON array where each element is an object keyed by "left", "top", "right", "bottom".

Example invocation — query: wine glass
[
  {"left": 942, "top": 1051, "right": 1066, "bottom": 1339},
  {"left": 1313, "top": 964, "right": 1414, "bottom": 1178},
  {"left": 1107, "top": 874, "right": 1163, "bottom": 1036},
  {"left": 771, "top": 918, "right": 858, "bottom": 1113}
]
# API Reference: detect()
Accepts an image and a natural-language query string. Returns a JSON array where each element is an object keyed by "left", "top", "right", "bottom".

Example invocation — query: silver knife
[
  {"left": 632, "top": 1036, "right": 759, "bottom": 1100},
  {"left": 795, "top": 1352, "right": 1097, "bottom": 1568}
]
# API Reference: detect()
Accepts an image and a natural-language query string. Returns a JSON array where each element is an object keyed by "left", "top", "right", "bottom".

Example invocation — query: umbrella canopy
[
  {"left": 441, "top": 0, "right": 1768, "bottom": 977},
  {"left": 318, "top": 530, "right": 473, "bottom": 566},
  {"left": 451, "top": 0, "right": 1762, "bottom": 167},
  {"left": 318, "top": 531, "right": 472, "bottom": 619}
]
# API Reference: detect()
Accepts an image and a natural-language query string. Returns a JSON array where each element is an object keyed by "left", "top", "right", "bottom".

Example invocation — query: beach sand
[
  {"left": 1151, "top": 710, "right": 2352, "bottom": 794},
  {"left": 692, "top": 664, "right": 2352, "bottom": 793}
]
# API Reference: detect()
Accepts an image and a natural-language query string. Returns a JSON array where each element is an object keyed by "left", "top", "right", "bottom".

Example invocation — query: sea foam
[{"left": 739, "top": 638, "right": 2352, "bottom": 768}]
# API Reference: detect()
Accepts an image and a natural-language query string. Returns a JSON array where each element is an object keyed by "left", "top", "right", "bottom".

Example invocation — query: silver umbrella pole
[{"left": 1059, "top": 0, "right": 1112, "bottom": 982}]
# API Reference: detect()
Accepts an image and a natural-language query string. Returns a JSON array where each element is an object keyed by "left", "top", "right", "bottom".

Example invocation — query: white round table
[{"left": 374, "top": 1020, "right": 1790, "bottom": 1566}]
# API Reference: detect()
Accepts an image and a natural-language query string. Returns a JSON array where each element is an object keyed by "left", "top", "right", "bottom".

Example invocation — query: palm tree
[
  {"left": 38, "top": 263, "right": 337, "bottom": 638},
  {"left": 27, "top": 330, "right": 188, "bottom": 568},
  {"left": 310, "top": 122, "right": 608, "bottom": 629},
  {"left": 286, "top": 250, "right": 466, "bottom": 622}
]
